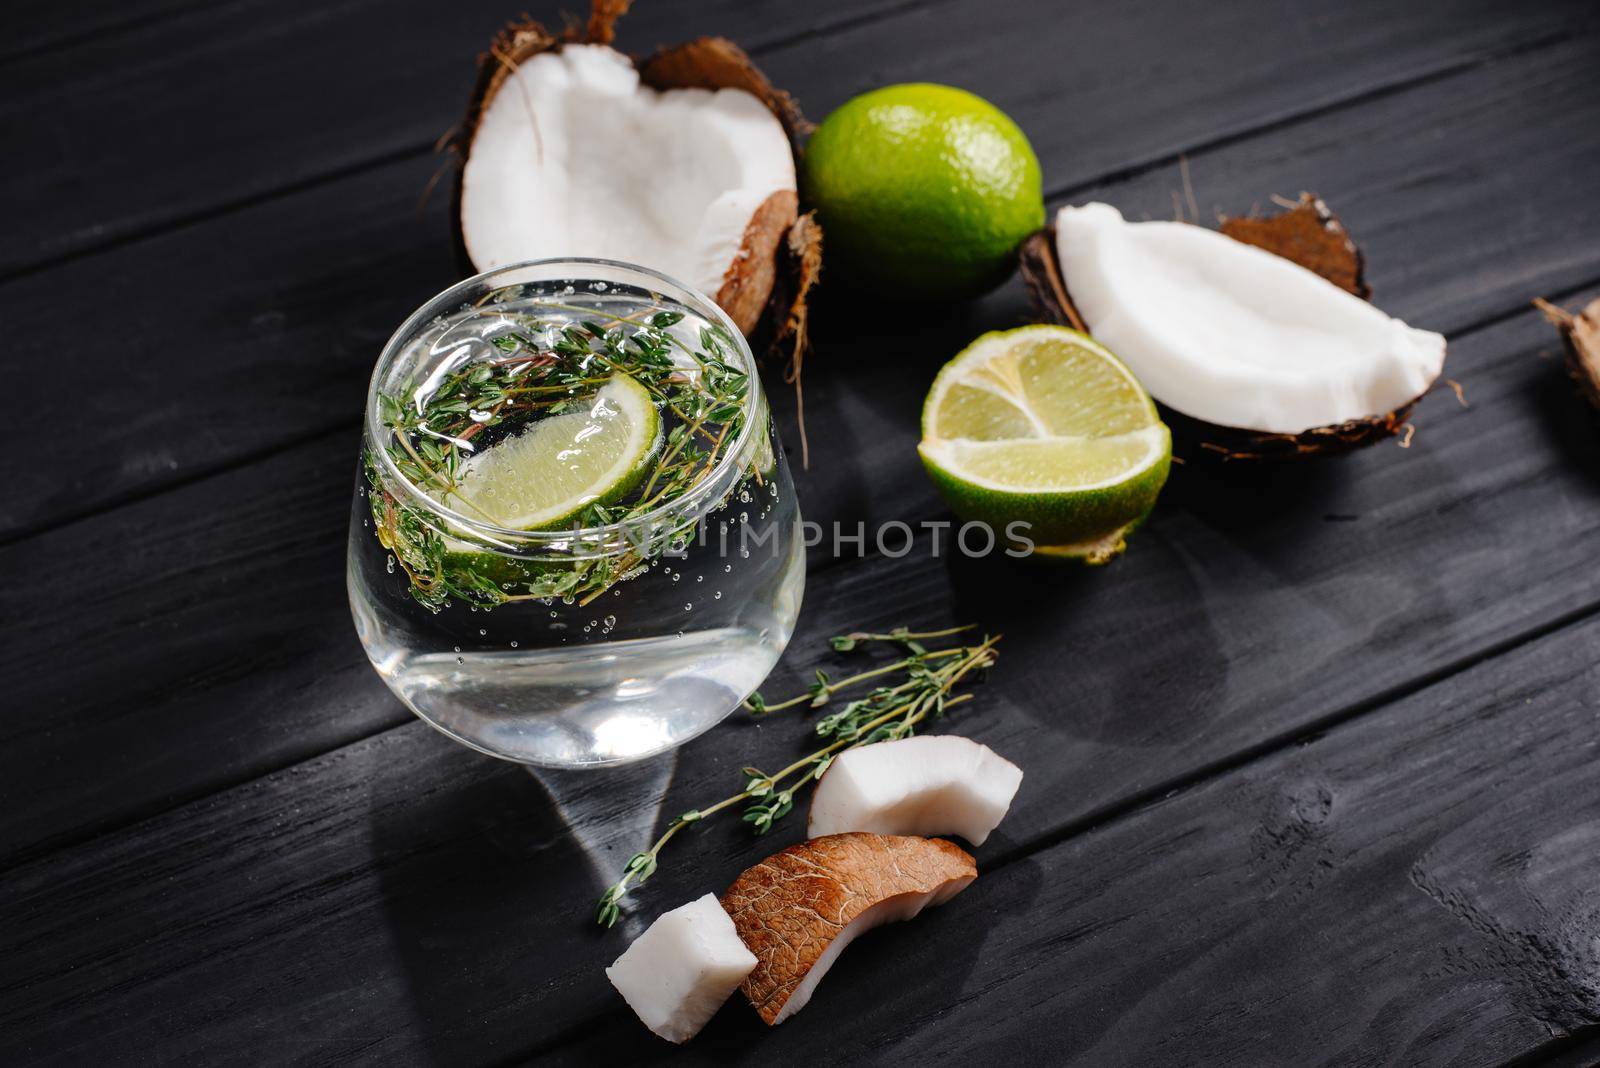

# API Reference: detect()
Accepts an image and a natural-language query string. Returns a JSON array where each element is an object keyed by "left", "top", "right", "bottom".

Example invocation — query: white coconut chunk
[
  {"left": 604, "top": 893, "right": 757, "bottom": 1044},
  {"left": 807, "top": 735, "right": 1023, "bottom": 846},
  {"left": 1055, "top": 202, "right": 1446, "bottom": 433},
  {"left": 461, "top": 44, "right": 795, "bottom": 304}
]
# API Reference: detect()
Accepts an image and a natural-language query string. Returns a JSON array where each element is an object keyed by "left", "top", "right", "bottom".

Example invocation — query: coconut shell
[
  {"left": 721, "top": 832, "right": 976, "bottom": 1025},
  {"left": 1219, "top": 193, "right": 1370, "bottom": 299},
  {"left": 1534, "top": 297, "right": 1600, "bottom": 412},
  {"left": 1020, "top": 194, "right": 1435, "bottom": 461},
  {"left": 451, "top": 1, "right": 817, "bottom": 346}
]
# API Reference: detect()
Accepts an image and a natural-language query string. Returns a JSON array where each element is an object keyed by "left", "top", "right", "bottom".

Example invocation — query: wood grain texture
[
  {"left": 5, "top": 574, "right": 1596, "bottom": 1064},
  {"left": 0, "top": 0, "right": 907, "bottom": 277},
  {"left": 5, "top": 24, "right": 1600, "bottom": 541},
  {"left": 3, "top": 0, "right": 1592, "bottom": 279},
  {"left": 5, "top": 1, "right": 1600, "bottom": 1063},
  {"left": 4, "top": 38, "right": 1600, "bottom": 901},
  {"left": 547, "top": 615, "right": 1600, "bottom": 1065},
  {"left": 13, "top": 274, "right": 1595, "bottom": 883}
]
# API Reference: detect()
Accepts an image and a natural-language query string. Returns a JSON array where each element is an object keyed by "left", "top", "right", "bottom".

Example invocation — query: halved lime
[
  {"left": 919, "top": 325, "right": 1170, "bottom": 563},
  {"left": 442, "top": 374, "right": 662, "bottom": 531}
]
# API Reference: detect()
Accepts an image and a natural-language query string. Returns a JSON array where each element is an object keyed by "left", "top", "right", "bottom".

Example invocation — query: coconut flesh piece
[
  {"left": 721, "top": 832, "right": 976, "bottom": 1026},
  {"left": 461, "top": 44, "right": 796, "bottom": 329},
  {"left": 1054, "top": 202, "right": 1446, "bottom": 434},
  {"left": 807, "top": 735, "right": 1023, "bottom": 846},
  {"left": 605, "top": 893, "right": 757, "bottom": 1044}
]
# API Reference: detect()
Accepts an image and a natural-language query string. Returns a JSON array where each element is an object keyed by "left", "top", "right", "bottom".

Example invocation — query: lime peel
[
  {"left": 919, "top": 325, "right": 1171, "bottom": 561},
  {"left": 444, "top": 374, "right": 662, "bottom": 532}
]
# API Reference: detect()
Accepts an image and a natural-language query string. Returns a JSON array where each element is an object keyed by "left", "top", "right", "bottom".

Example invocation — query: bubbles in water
[
  {"left": 739, "top": 490, "right": 751, "bottom": 503},
  {"left": 453, "top": 646, "right": 461, "bottom": 653},
  {"left": 713, "top": 590, "right": 723, "bottom": 599},
  {"left": 603, "top": 615, "right": 617, "bottom": 628},
  {"left": 724, "top": 564, "right": 733, "bottom": 573},
  {"left": 456, "top": 656, "right": 464, "bottom": 665},
  {"left": 671, "top": 573, "right": 681, "bottom": 583},
  {"left": 510, "top": 640, "right": 519, "bottom": 648},
  {"left": 739, "top": 548, "right": 750, "bottom": 559},
  {"left": 478, "top": 628, "right": 487, "bottom": 636},
  {"left": 593, "top": 281, "right": 608, "bottom": 291},
  {"left": 696, "top": 575, "right": 703, "bottom": 583},
  {"left": 386, "top": 554, "right": 396, "bottom": 574},
  {"left": 684, "top": 603, "right": 693, "bottom": 611}
]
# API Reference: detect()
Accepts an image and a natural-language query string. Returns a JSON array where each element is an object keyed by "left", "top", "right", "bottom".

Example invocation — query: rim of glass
[{"left": 365, "top": 257, "right": 763, "bottom": 550}]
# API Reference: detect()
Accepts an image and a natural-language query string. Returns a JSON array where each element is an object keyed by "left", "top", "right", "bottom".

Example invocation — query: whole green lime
[{"left": 801, "top": 83, "right": 1044, "bottom": 300}]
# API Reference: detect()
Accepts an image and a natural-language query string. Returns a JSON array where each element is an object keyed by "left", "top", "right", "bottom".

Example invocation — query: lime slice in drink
[
  {"left": 443, "top": 374, "right": 662, "bottom": 531},
  {"left": 919, "top": 325, "right": 1171, "bottom": 563}
]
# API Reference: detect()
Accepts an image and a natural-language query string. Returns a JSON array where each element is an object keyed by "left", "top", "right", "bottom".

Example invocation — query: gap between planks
[
  {"left": 4, "top": 263, "right": 1597, "bottom": 554},
  {"left": 8, "top": 271, "right": 1597, "bottom": 887},
  {"left": 1040, "top": 26, "right": 1577, "bottom": 209},
  {"left": 467, "top": 569, "right": 1600, "bottom": 1064},
  {"left": 0, "top": 9, "right": 1586, "bottom": 288},
  {"left": 0, "top": 0, "right": 946, "bottom": 286}
]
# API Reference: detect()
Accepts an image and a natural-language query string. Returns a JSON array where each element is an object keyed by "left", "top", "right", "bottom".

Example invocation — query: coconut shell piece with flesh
[
  {"left": 721, "top": 832, "right": 977, "bottom": 1026},
  {"left": 1020, "top": 193, "right": 1438, "bottom": 460},
  {"left": 452, "top": 1, "right": 818, "bottom": 352},
  {"left": 1534, "top": 297, "right": 1600, "bottom": 412}
]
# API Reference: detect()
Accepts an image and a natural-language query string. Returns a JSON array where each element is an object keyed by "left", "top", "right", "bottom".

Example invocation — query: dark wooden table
[{"left": 5, "top": 1, "right": 1600, "bottom": 1063}]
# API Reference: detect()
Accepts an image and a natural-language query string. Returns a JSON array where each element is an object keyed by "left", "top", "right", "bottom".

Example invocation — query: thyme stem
[{"left": 594, "top": 629, "right": 1000, "bottom": 927}]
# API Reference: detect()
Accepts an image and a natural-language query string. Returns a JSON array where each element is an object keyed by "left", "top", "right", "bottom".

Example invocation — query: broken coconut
[
  {"left": 721, "top": 832, "right": 976, "bottom": 1026},
  {"left": 1533, "top": 297, "right": 1600, "bottom": 412},
  {"left": 454, "top": 4, "right": 821, "bottom": 346},
  {"left": 807, "top": 735, "right": 1023, "bottom": 846},
  {"left": 1020, "top": 195, "right": 1447, "bottom": 459},
  {"left": 606, "top": 893, "right": 757, "bottom": 1044}
]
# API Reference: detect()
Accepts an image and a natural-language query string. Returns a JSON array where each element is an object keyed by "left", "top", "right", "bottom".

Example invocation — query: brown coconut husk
[
  {"left": 449, "top": 1, "right": 819, "bottom": 413},
  {"left": 1020, "top": 193, "right": 1437, "bottom": 461},
  {"left": 1533, "top": 297, "right": 1600, "bottom": 412}
]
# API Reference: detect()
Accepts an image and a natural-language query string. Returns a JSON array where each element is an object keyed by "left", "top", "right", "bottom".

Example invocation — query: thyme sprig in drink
[{"left": 348, "top": 260, "right": 804, "bottom": 768}]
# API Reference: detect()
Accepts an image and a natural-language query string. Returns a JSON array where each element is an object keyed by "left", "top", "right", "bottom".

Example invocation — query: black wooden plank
[
  {"left": 3, "top": 6, "right": 1599, "bottom": 1061},
  {"left": 5, "top": 26, "right": 1600, "bottom": 543},
  {"left": 0, "top": 0, "right": 212, "bottom": 66},
  {"left": 3, "top": 0, "right": 1591, "bottom": 279},
  {"left": 0, "top": 0, "right": 910, "bottom": 277},
  {"left": 544, "top": 614, "right": 1600, "bottom": 1065},
  {"left": 4, "top": 36, "right": 1600, "bottom": 870},
  {"left": 5, "top": 563, "right": 1597, "bottom": 1064}
]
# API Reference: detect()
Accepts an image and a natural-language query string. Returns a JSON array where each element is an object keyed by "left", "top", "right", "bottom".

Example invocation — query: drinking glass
[{"left": 347, "top": 259, "right": 804, "bottom": 767}]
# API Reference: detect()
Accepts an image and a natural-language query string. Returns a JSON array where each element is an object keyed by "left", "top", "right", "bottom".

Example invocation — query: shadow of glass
[{"left": 366, "top": 735, "right": 679, "bottom": 1064}]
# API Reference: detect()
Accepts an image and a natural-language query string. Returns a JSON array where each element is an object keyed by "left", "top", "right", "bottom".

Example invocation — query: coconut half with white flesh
[
  {"left": 606, "top": 893, "right": 757, "bottom": 1044},
  {"left": 454, "top": 6, "right": 820, "bottom": 343},
  {"left": 721, "top": 832, "right": 976, "bottom": 1026},
  {"left": 807, "top": 736, "right": 1023, "bottom": 845},
  {"left": 1020, "top": 195, "right": 1447, "bottom": 459}
]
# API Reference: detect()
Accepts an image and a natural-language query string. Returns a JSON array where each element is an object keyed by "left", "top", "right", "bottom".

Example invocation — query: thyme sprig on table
[
  {"left": 594, "top": 626, "right": 1000, "bottom": 928},
  {"left": 367, "top": 296, "right": 752, "bottom": 611}
]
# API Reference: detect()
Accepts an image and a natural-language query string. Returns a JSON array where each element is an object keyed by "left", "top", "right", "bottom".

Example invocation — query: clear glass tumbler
[{"left": 347, "top": 259, "right": 804, "bottom": 767}]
